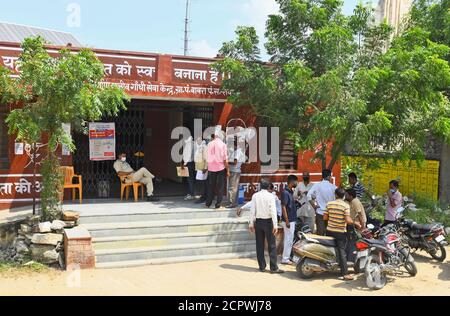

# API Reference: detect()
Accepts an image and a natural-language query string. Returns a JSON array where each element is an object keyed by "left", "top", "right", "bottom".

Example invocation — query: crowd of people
[
  {"left": 244, "top": 170, "right": 404, "bottom": 280},
  {"left": 114, "top": 130, "right": 246, "bottom": 209},
  {"left": 112, "top": 131, "right": 405, "bottom": 281}
]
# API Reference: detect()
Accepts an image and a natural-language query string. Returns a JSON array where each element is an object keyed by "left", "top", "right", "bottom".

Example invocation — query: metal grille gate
[
  {"left": 73, "top": 105, "right": 145, "bottom": 198},
  {"left": 72, "top": 103, "right": 214, "bottom": 199}
]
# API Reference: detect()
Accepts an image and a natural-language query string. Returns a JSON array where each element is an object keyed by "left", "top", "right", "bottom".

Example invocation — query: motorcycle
[
  {"left": 362, "top": 224, "right": 417, "bottom": 290},
  {"left": 292, "top": 230, "right": 370, "bottom": 280},
  {"left": 397, "top": 210, "right": 448, "bottom": 262}
]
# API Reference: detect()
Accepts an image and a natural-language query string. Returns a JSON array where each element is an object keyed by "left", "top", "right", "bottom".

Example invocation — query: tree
[
  {"left": 214, "top": 0, "right": 450, "bottom": 170},
  {"left": 0, "top": 37, "right": 129, "bottom": 221}
]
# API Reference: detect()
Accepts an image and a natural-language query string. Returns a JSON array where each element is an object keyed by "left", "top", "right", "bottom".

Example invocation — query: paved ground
[{"left": 0, "top": 250, "right": 449, "bottom": 296}]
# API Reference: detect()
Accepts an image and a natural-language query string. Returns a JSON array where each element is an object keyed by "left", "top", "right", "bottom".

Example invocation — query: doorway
[{"left": 72, "top": 100, "right": 214, "bottom": 199}]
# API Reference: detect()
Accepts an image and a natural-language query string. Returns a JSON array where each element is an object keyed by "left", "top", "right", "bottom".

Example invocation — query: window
[
  {"left": 261, "top": 128, "right": 298, "bottom": 170},
  {"left": 0, "top": 111, "right": 9, "bottom": 169},
  {"left": 279, "top": 138, "right": 297, "bottom": 170}
]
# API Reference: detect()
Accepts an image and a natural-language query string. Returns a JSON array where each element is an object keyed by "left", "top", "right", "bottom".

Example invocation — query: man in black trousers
[{"left": 249, "top": 179, "right": 284, "bottom": 274}]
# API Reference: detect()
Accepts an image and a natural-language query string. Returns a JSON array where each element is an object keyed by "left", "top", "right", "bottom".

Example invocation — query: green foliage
[
  {"left": 214, "top": 0, "right": 450, "bottom": 170},
  {"left": 407, "top": 193, "right": 450, "bottom": 227},
  {"left": 0, "top": 37, "right": 129, "bottom": 220}
]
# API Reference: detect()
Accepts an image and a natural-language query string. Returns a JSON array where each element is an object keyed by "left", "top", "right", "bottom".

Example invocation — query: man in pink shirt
[
  {"left": 206, "top": 134, "right": 230, "bottom": 209},
  {"left": 384, "top": 180, "right": 403, "bottom": 225}
]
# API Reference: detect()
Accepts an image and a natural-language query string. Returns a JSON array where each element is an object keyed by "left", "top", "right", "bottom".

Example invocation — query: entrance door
[{"left": 73, "top": 104, "right": 145, "bottom": 198}]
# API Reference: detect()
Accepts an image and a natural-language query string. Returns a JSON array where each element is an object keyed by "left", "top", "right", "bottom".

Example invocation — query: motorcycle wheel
[
  {"left": 399, "top": 248, "right": 417, "bottom": 276},
  {"left": 429, "top": 242, "right": 447, "bottom": 262},
  {"left": 296, "top": 258, "right": 315, "bottom": 279},
  {"left": 364, "top": 256, "right": 387, "bottom": 290},
  {"left": 353, "top": 260, "right": 361, "bottom": 274}
]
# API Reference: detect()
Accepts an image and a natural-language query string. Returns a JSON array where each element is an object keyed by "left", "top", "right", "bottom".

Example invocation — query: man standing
[
  {"left": 307, "top": 169, "right": 337, "bottom": 235},
  {"left": 182, "top": 136, "right": 195, "bottom": 201},
  {"left": 280, "top": 175, "right": 298, "bottom": 265},
  {"left": 324, "top": 188, "right": 355, "bottom": 281},
  {"left": 345, "top": 188, "right": 367, "bottom": 263},
  {"left": 345, "top": 188, "right": 367, "bottom": 230},
  {"left": 348, "top": 173, "right": 366, "bottom": 199},
  {"left": 294, "top": 172, "right": 315, "bottom": 232},
  {"left": 226, "top": 141, "right": 245, "bottom": 209},
  {"left": 113, "top": 153, "right": 160, "bottom": 202},
  {"left": 249, "top": 179, "right": 284, "bottom": 274},
  {"left": 206, "top": 133, "right": 229, "bottom": 209},
  {"left": 194, "top": 137, "right": 208, "bottom": 204},
  {"left": 385, "top": 180, "right": 403, "bottom": 226}
]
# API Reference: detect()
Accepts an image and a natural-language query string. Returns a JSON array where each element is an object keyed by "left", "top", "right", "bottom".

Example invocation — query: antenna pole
[{"left": 184, "top": 0, "right": 190, "bottom": 56}]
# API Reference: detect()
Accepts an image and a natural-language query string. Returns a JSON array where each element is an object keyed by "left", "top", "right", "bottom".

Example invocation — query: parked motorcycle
[
  {"left": 398, "top": 215, "right": 448, "bottom": 262},
  {"left": 292, "top": 230, "right": 370, "bottom": 279},
  {"left": 362, "top": 224, "right": 417, "bottom": 290}
]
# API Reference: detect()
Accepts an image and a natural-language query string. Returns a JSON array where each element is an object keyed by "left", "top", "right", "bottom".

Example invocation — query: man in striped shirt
[
  {"left": 324, "top": 188, "right": 355, "bottom": 281},
  {"left": 348, "top": 172, "right": 366, "bottom": 199}
]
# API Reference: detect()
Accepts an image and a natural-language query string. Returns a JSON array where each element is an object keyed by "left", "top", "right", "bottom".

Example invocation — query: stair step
[
  {"left": 83, "top": 217, "right": 249, "bottom": 238},
  {"left": 79, "top": 209, "right": 248, "bottom": 225},
  {"left": 93, "top": 230, "right": 253, "bottom": 250},
  {"left": 96, "top": 251, "right": 257, "bottom": 269},
  {"left": 95, "top": 240, "right": 256, "bottom": 263}
]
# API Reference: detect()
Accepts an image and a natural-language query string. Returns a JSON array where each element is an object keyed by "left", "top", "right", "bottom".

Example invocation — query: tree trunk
[{"left": 40, "top": 145, "right": 63, "bottom": 221}]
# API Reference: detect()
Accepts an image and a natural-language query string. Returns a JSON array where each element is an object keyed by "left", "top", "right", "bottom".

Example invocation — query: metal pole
[
  {"left": 32, "top": 143, "right": 36, "bottom": 215},
  {"left": 184, "top": 0, "right": 190, "bottom": 56}
]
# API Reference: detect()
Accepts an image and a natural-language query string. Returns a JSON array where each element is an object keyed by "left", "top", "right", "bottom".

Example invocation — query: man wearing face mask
[
  {"left": 113, "top": 153, "right": 160, "bottom": 202},
  {"left": 280, "top": 175, "right": 299, "bottom": 265},
  {"left": 384, "top": 180, "right": 403, "bottom": 226},
  {"left": 294, "top": 172, "right": 315, "bottom": 232}
]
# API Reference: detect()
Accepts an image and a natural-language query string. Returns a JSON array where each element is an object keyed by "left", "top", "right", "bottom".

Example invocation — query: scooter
[{"left": 292, "top": 230, "right": 370, "bottom": 279}]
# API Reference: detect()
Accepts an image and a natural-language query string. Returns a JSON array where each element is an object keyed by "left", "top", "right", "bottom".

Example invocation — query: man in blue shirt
[{"left": 281, "top": 175, "right": 299, "bottom": 264}]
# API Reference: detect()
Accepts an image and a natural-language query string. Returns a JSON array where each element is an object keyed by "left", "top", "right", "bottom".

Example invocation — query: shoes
[
  {"left": 270, "top": 269, "right": 285, "bottom": 274},
  {"left": 259, "top": 268, "right": 267, "bottom": 273},
  {"left": 340, "top": 274, "right": 355, "bottom": 281},
  {"left": 184, "top": 195, "right": 194, "bottom": 201},
  {"left": 280, "top": 260, "right": 293, "bottom": 265},
  {"left": 225, "top": 204, "right": 238, "bottom": 209},
  {"left": 147, "top": 196, "right": 160, "bottom": 202},
  {"left": 215, "top": 204, "right": 222, "bottom": 209}
]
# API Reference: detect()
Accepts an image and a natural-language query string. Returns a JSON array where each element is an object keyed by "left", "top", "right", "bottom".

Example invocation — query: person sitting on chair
[{"left": 113, "top": 153, "right": 160, "bottom": 202}]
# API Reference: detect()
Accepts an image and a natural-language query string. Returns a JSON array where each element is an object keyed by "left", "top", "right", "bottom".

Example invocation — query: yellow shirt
[
  {"left": 324, "top": 199, "right": 350, "bottom": 233},
  {"left": 349, "top": 198, "right": 367, "bottom": 227}
]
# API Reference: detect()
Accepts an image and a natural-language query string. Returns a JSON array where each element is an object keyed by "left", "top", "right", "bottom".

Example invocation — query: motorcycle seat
[
  {"left": 363, "top": 238, "right": 385, "bottom": 246},
  {"left": 305, "top": 234, "right": 337, "bottom": 247},
  {"left": 411, "top": 223, "right": 437, "bottom": 231}
]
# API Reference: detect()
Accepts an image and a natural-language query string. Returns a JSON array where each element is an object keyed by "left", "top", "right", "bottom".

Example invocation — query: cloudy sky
[{"left": 0, "top": 0, "right": 376, "bottom": 59}]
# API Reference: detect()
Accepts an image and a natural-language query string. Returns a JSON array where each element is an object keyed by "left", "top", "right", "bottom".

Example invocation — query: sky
[{"left": 0, "top": 0, "right": 376, "bottom": 59}]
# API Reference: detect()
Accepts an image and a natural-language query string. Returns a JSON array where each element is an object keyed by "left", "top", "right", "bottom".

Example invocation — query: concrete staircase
[{"left": 73, "top": 200, "right": 256, "bottom": 269}]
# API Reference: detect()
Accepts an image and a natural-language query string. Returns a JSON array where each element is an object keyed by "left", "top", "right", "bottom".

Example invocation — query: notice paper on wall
[
  {"left": 89, "top": 122, "right": 116, "bottom": 161},
  {"left": 14, "top": 143, "right": 24, "bottom": 155}
]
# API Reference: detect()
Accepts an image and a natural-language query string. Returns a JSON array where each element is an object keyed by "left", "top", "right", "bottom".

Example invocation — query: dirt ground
[{"left": 0, "top": 250, "right": 449, "bottom": 296}]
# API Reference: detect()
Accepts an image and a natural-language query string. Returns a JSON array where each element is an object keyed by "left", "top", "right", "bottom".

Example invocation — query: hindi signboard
[{"left": 89, "top": 123, "right": 116, "bottom": 161}]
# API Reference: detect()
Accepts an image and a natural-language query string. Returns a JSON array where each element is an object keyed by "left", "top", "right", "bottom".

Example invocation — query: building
[
  {"left": 0, "top": 24, "right": 341, "bottom": 211},
  {"left": 375, "top": 0, "right": 413, "bottom": 34},
  {"left": 0, "top": 21, "right": 82, "bottom": 47}
]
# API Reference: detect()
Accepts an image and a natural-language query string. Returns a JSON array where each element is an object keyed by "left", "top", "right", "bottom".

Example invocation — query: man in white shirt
[
  {"left": 113, "top": 153, "right": 160, "bottom": 202},
  {"left": 181, "top": 136, "right": 195, "bottom": 201},
  {"left": 294, "top": 172, "right": 315, "bottom": 232},
  {"left": 249, "top": 179, "right": 284, "bottom": 274},
  {"left": 307, "top": 169, "right": 337, "bottom": 235}
]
